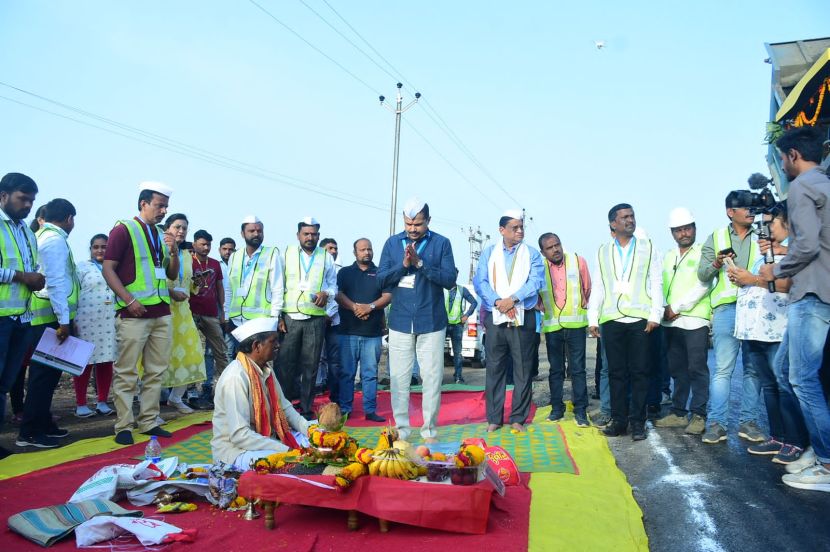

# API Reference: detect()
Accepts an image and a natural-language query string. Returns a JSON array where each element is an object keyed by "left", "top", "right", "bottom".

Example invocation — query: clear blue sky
[{"left": 1, "top": 1, "right": 828, "bottom": 279}]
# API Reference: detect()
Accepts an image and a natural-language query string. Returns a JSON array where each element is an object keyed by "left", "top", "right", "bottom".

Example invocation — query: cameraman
[
  {"left": 759, "top": 126, "right": 830, "bottom": 492},
  {"left": 697, "top": 192, "right": 764, "bottom": 445}
]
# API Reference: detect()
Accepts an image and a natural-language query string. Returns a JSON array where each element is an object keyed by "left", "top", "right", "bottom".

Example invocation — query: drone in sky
[{"left": 594, "top": 40, "right": 606, "bottom": 50}]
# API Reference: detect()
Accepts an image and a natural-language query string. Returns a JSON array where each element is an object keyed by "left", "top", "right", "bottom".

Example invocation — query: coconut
[{"left": 317, "top": 402, "right": 345, "bottom": 432}]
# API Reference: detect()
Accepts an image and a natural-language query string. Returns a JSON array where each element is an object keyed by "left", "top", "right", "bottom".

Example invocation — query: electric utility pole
[
  {"left": 380, "top": 83, "right": 420, "bottom": 236},
  {"left": 466, "top": 226, "right": 490, "bottom": 283}
]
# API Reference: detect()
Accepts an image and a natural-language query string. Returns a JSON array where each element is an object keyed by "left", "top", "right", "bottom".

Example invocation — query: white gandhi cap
[
  {"left": 138, "top": 181, "right": 173, "bottom": 197},
  {"left": 501, "top": 209, "right": 523, "bottom": 221},
  {"left": 668, "top": 207, "right": 695, "bottom": 229},
  {"left": 402, "top": 197, "right": 426, "bottom": 218},
  {"left": 299, "top": 216, "right": 320, "bottom": 227},
  {"left": 231, "top": 317, "right": 279, "bottom": 343},
  {"left": 241, "top": 215, "right": 262, "bottom": 225}
]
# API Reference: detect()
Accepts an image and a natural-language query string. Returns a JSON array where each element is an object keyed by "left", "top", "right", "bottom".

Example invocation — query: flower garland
[{"left": 794, "top": 77, "right": 829, "bottom": 127}]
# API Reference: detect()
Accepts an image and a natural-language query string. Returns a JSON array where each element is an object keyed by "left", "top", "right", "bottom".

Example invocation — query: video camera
[{"left": 726, "top": 173, "right": 778, "bottom": 215}]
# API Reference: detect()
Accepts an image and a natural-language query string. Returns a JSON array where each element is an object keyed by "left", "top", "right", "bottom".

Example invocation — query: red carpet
[
  {"left": 0, "top": 425, "right": 531, "bottom": 552},
  {"left": 313, "top": 389, "right": 536, "bottom": 427}
]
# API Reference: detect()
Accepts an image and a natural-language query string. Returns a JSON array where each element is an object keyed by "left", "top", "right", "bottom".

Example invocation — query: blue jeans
[
  {"left": 599, "top": 330, "right": 611, "bottom": 416},
  {"left": 323, "top": 324, "right": 342, "bottom": 401},
  {"left": 545, "top": 327, "right": 588, "bottom": 415},
  {"left": 707, "top": 303, "right": 761, "bottom": 428},
  {"left": 0, "top": 317, "right": 37, "bottom": 432},
  {"left": 784, "top": 295, "right": 830, "bottom": 463},
  {"left": 447, "top": 323, "right": 464, "bottom": 379},
  {"left": 338, "top": 335, "right": 382, "bottom": 414},
  {"left": 749, "top": 340, "right": 809, "bottom": 447}
]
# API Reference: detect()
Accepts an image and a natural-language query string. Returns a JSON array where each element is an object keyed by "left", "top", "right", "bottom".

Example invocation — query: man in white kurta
[{"left": 211, "top": 318, "right": 309, "bottom": 469}]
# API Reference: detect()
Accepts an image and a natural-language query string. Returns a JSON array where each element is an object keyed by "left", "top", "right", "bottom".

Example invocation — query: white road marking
[{"left": 648, "top": 430, "right": 726, "bottom": 552}]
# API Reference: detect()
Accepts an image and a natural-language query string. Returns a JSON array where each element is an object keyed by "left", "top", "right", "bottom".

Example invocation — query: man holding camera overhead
[{"left": 697, "top": 191, "right": 763, "bottom": 445}]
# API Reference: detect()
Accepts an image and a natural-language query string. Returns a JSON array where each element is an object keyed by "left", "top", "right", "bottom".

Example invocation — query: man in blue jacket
[{"left": 377, "top": 197, "right": 456, "bottom": 443}]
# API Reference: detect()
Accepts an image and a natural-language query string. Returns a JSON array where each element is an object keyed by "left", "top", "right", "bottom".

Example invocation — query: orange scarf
[{"left": 237, "top": 352, "right": 300, "bottom": 450}]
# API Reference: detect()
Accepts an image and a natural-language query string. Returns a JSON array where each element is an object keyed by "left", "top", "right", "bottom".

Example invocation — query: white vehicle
[{"left": 445, "top": 284, "right": 485, "bottom": 367}]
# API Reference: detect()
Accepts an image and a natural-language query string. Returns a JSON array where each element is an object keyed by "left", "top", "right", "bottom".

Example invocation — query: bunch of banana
[{"left": 368, "top": 448, "right": 419, "bottom": 480}]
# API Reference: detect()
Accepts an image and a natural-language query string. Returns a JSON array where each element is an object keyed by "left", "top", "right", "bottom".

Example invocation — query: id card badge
[
  {"left": 298, "top": 279, "right": 311, "bottom": 292},
  {"left": 399, "top": 274, "right": 416, "bottom": 289},
  {"left": 613, "top": 280, "right": 632, "bottom": 295},
  {"left": 154, "top": 267, "right": 167, "bottom": 280}
]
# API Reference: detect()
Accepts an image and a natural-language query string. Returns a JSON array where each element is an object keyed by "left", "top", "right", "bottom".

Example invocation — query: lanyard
[
  {"left": 242, "top": 249, "right": 262, "bottom": 285},
  {"left": 401, "top": 233, "right": 429, "bottom": 255},
  {"left": 92, "top": 260, "right": 103, "bottom": 273},
  {"left": 142, "top": 221, "right": 162, "bottom": 267},
  {"left": 299, "top": 248, "right": 319, "bottom": 279},
  {"left": 178, "top": 250, "right": 184, "bottom": 282},
  {"left": 614, "top": 237, "right": 636, "bottom": 278}
]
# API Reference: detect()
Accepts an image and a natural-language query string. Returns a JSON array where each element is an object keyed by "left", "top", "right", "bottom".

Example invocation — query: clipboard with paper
[{"left": 31, "top": 327, "right": 95, "bottom": 376}]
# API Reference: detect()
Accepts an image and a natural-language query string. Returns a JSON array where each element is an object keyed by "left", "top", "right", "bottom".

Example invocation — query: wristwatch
[
  {"left": 416, "top": 259, "right": 424, "bottom": 269},
  {"left": 369, "top": 303, "right": 376, "bottom": 310}
]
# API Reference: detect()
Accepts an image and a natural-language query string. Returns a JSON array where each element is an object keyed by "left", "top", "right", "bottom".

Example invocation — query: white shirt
[
  {"left": 285, "top": 248, "right": 338, "bottom": 321},
  {"left": 661, "top": 247, "right": 712, "bottom": 331},
  {"left": 36, "top": 223, "right": 76, "bottom": 325},
  {"left": 211, "top": 357, "right": 310, "bottom": 465},
  {"left": 587, "top": 238, "right": 663, "bottom": 326},
  {"left": 225, "top": 245, "right": 285, "bottom": 326},
  {"left": 220, "top": 260, "right": 231, "bottom": 321}
]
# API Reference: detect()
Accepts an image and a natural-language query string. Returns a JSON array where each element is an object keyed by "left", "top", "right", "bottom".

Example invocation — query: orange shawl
[{"left": 237, "top": 352, "right": 300, "bottom": 450}]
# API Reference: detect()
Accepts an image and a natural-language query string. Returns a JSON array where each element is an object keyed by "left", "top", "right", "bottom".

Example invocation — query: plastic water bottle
[{"left": 145, "top": 436, "right": 162, "bottom": 464}]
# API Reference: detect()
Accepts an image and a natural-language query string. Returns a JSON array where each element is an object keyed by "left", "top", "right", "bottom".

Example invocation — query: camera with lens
[{"left": 726, "top": 173, "right": 778, "bottom": 215}]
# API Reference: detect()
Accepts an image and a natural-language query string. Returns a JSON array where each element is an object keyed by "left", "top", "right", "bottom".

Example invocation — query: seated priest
[{"left": 212, "top": 317, "right": 311, "bottom": 469}]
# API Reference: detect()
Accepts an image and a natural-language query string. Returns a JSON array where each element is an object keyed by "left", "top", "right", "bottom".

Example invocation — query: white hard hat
[{"left": 668, "top": 207, "right": 695, "bottom": 229}]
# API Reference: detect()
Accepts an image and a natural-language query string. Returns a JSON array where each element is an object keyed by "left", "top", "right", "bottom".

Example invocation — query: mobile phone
[{"left": 718, "top": 247, "right": 735, "bottom": 257}]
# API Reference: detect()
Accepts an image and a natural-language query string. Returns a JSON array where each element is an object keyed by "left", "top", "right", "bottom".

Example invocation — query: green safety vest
[
  {"left": 598, "top": 238, "right": 653, "bottom": 324},
  {"left": 283, "top": 245, "right": 326, "bottom": 316},
  {"left": 661, "top": 244, "right": 711, "bottom": 322},
  {"left": 228, "top": 246, "right": 279, "bottom": 320},
  {"left": 540, "top": 252, "right": 588, "bottom": 333},
  {"left": 0, "top": 217, "right": 38, "bottom": 316},
  {"left": 445, "top": 286, "right": 464, "bottom": 325},
  {"left": 710, "top": 226, "right": 759, "bottom": 309},
  {"left": 114, "top": 219, "right": 170, "bottom": 308},
  {"left": 30, "top": 225, "right": 80, "bottom": 326}
]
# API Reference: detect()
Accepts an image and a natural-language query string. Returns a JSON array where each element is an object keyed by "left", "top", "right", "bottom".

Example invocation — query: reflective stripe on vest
[
  {"left": 662, "top": 244, "right": 711, "bottom": 322},
  {"left": 115, "top": 219, "right": 170, "bottom": 308},
  {"left": 445, "top": 286, "right": 464, "bottom": 325},
  {"left": 598, "top": 239, "right": 653, "bottom": 324},
  {"left": 283, "top": 245, "right": 326, "bottom": 316},
  {"left": 0, "top": 219, "right": 37, "bottom": 316},
  {"left": 30, "top": 226, "right": 80, "bottom": 326},
  {"left": 540, "top": 252, "right": 588, "bottom": 333},
  {"left": 710, "top": 227, "right": 759, "bottom": 308},
  {"left": 228, "top": 246, "right": 278, "bottom": 320}
]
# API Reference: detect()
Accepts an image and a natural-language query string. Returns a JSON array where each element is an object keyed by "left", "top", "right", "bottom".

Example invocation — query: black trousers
[
  {"left": 483, "top": 311, "right": 535, "bottom": 425},
  {"left": 277, "top": 316, "right": 326, "bottom": 414},
  {"left": 664, "top": 326, "right": 710, "bottom": 417},
  {"left": 602, "top": 319, "right": 650, "bottom": 427},
  {"left": 20, "top": 324, "right": 63, "bottom": 438}
]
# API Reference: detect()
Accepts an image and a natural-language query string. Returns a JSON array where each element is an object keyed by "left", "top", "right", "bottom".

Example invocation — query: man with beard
[
  {"left": 760, "top": 127, "right": 830, "bottom": 492},
  {"left": 279, "top": 217, "right": 337, "bottom": 419},
  {"left": 0, "top": 173, "right": 44, "bottom": 457},
  {"left": 378, "top": 198, "right": 456, "bottom": 443},
  {"left": 537, "top": 232, "right": 591, "bottom": 427},
  {"left": 217, "top": 237, "right": 236, "bottom": 363},
  {"left": 225, "top": 216, "right": 283, "bottom": 336},
  {"left": 654, "top": 208, "right": 711, "bottom": 435},
  {"left": 698, "top": 193, "right": 763, "bottom": 444},
  {"left": 103, "top": 182, "right": 180, "bottom": 445},
  {"left": 587, "top": 204, "right": 663, "bottom": 441}
]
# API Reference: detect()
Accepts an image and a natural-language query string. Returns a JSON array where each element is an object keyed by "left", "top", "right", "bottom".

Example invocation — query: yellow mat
[
  {"left": 0, "top": 411, "right": 212, "bottom": 481},
  {"left": 527, "top": 406, "right": 648, "bottom": 551}
]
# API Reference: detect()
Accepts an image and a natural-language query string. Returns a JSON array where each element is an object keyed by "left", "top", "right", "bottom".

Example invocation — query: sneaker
[
  {"left": 168, "top": 398, "right": 194, "bottom": 414},
  {"left": 747, "top": 438, "right": 783, "bottom": 456},
  {"left": 631, "top": 424, "right": 647, "bottom": 441},
  {"left": 15, "top": 434, "right": 60, "bottom": 448},
  {"left": 574, "top": 412, "right": 590, "bottom": 427},
  {"left": 702, "top": 423, "right": 727, "bottom": 444},
  {"left": 591, "top": 412, "right": 612, "bottom": 428},
  {"left": 454, "top": 377, "right": 466, "bottom": 385},
  {"left": 45, "top": 428, "right": 69, "bottom": 438},
  {"left": 75, "top": 405, "right": 96, "bottom": 418},
  {"left": 547, "top": 411, "right": 565, "bottom": 423},
  {"left": 685, "top": 414, "right": 706, "bottom": 435},
  {"left": 781, "top": 462, "right": 830, "bottom": 492},
  {"left": 738, "top": 421, "right": 766, "bottom": 442},
  {"left": 773, "top": 444, "right": 804, "bottom": 465},
  {"left": 654, "top": 413, "right": 688, "bottom": 428},
  {"left": 786, "top": 447, "right": 817, "bottom": 474},
  {"left": 96, "top": 403, "right": 115, "bottom": 416}
]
